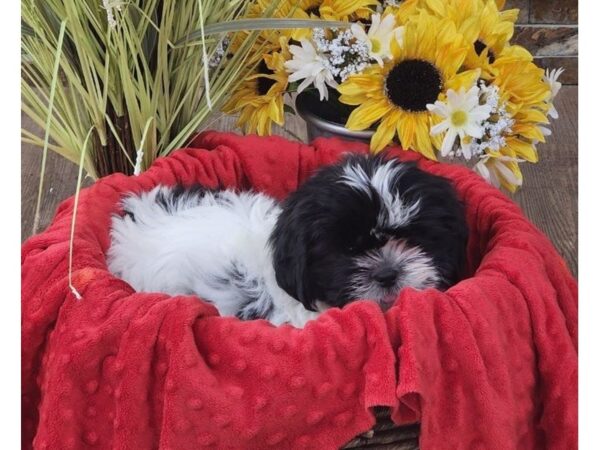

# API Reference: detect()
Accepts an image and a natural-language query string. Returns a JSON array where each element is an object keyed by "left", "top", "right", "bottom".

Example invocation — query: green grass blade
[
  {"left": 177, "top": 18, "right": 349, "bottom": 44},
  {"left": 196, "top": 0, "right": 213, "bottom": 109},
  {"left": 68, "top": 125, "right": 95, "bottom": 300},
  {"left": 32, "top": 19, "right": 68, "bottom": 236},
  {"left": 134, "top": 117, "right": 155, "bottom": 175}
]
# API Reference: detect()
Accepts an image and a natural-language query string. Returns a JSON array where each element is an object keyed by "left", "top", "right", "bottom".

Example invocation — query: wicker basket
[{"left": 342, "top": 408, "right": 419, "bottom": 449}]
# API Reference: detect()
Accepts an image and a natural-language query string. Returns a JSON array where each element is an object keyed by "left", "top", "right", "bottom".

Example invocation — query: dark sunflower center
[
  {"left": 256, "top": 60, "right": 276, "bottom": 96},
  {"left": 306, "top": 6, "right": 320, "bottom": 16},
  {"left": 385, "top": 59, "right": 442, "bottom": 112},
  {"left": 474, "top": 39, "right": 496, "bottom": 63}
]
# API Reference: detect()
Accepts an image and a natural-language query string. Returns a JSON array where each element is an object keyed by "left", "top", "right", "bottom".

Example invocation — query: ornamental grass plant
[
  {"left": 21, "top": 0, "right": 343, "bottom": 232},
  {"left": 21, "top": 0, "right": 343, "bottom": 177}
]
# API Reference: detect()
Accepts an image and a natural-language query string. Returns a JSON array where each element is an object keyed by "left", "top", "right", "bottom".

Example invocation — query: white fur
[
  {"left": 340, "top": 164, "right": 372, "bottom": 197},
  {"left": 341, "top": 161, "right": 420, "bottom": 227},
  {"left": 107, "top": 186, "right": 319, "bottom": 328},
  {"left": 350, "top": 239, "right": 440, "bottom": 309}
]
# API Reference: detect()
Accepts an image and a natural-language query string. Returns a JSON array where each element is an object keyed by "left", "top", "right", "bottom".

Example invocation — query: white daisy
[
  {"left": 544, "top": 67, "right": 564, "bottom": 119},
  {"left": 351, "top": 13, "right": 402, "bottom": 66},
  {"left": 284, "top": 38, "right": 338, "bottom": 101},
  {"left": 427, "top": 86, "right": 492, "bottom": 158}
]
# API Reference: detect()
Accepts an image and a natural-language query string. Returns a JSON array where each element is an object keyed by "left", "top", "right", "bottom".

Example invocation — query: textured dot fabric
[{"left": 22, "top": 131, "right": 577, "bottom": 449}]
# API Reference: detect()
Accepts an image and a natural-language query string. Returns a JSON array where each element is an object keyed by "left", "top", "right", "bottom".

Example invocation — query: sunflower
[
  {"left": 463, "top": 48, "right": 551, "bottom": 191},
  {"left": 394, "top": 0, "right": 519, "bottom": 77},
  {"left": 222, "top": 42, "right": 290, "bottom": 136},
  {"left": 496, "top": 58, "right": 550, "bottom": 143},
  {"left": 393, "top": 0, "right": 422, "bottom": 22},
  {"left": 452, "top": 0, "right": 519, "bottom": 77},
  {"left": 337, "top": 12, "right": 480, "bottom": 155},
  {"left": 319, "top": 0, "right": 380, "bottom": 21}
]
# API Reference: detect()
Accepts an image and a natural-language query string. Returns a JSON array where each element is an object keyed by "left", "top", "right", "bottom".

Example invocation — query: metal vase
[{"left": 295, "top": 91, "right": 375, "bottom": 143}]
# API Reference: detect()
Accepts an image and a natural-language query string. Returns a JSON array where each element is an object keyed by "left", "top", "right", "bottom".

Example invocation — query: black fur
[
  {"left": 270, "top": 153, "right": 468, "bottom": 311},
  {"left": 155, "top": 184, "right": 210, "bottom": 213}
]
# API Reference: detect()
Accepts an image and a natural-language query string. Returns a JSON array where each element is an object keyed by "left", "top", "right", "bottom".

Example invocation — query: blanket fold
[{"left": 22, "top": 131, "right": 577, "bottom": 449}]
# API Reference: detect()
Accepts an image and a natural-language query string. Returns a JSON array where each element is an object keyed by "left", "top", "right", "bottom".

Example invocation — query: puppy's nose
[{"left": 373, "top": 267, "right": 397, "bottom": 288}]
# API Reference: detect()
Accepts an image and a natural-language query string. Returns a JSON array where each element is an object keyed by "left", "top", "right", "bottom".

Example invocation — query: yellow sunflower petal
[
  {"left": 346, "top": 100, "right": 392, "bottom": 130},
  {"left": 339, "top": 94, "right": 371, "bottom": 106},
  {"left": 269, "top": 98, "right": 285, "bottom": 126},
  {"left": 396, "top": 111, "right": 416, "bottom": 150},
  {"left": 459, "top": 16, "right": 482, "bottom": 44},
  {"left": 337, "top": 74, "right": 382, "bottom": 97},
  {"left": 512, "top": 123, "right": 547, "bottom": 143},
  {"left": 371, "top": 113, "right": 399, "bottom": 152},
  {"left": 445, "top": 68, "right": 481, "bottom": 91},
  {"left": 257, "top": 107, "right": 271, "bottom": 136},
  {"left": 414, "top": 114, "right": 437, "bottom": 160},
  {"left": 500, "top": 8, "right": 520, "bottom": 24},
  {"left": 505, "top": 137, "right": 539, "bottom": 162},
  {"left": 237, "top": 106, "right": 254, "bottom": 129},
  {"left": 395, "top": 0, "right": 420, "bottom": 24},
  {"left": 423, "top": 0, "right": 447, "bottom": 17},
  {"left": 320, "top": 0, "right": 379, "bottom": 20},
  {"left": 497, "top": 45, "right": 534, "bottom": 63},
  {"left": 515, "top": 108, "right": 551, "bottom": 124},
  {"left": 436, "top": 46, "right": 468, "bottom": 79}
]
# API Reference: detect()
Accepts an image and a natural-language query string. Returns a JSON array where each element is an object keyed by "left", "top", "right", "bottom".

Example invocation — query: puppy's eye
[
  {"left": 347, "top": 241, "right": 359, "bottom": 252},
  {"left": 346, "top": 236, "right": 365, "bottom": 253}
]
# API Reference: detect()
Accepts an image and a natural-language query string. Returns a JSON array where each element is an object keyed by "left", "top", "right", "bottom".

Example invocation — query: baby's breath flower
[
  {"left": 101, "top": 0, "right": 121, "bottom": 29},
  {"left": 209, "top": 36, "right": 230, "bottom": 68},
  {"left": 464, "top": 81, "right": 515, "bottom": 158},
  {"left": 312, "top": 28, "right": 371, "bottom": 82}
]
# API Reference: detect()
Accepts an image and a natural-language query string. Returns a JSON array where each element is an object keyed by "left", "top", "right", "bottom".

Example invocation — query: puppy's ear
[{"left": 269, "top": 198, "right": 316, "bottom": 311}]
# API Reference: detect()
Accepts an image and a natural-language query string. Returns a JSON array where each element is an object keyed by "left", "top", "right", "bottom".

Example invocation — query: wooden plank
[
  {"left": 504, "top": 0, "right": 530, "bottom": 24},
  {"left": 530, "top": 0, "right": 578, "bottom": 24},
  {"left": 535, "top": 56, "right": 578, "bottom": 85},
  {"left": 513, "top": 25, "right": 577, "bottom": 57},
  {"left": 512, "top": 85, "right": 578, "bottom": 276},
  {"left": 21, "top": 112, "right": 91, "bottom": 242}
]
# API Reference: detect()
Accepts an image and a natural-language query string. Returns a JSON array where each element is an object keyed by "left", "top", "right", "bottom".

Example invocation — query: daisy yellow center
[
  {"left": 370, "top": 38, "right": 381, "bottom": 53},
  {"left": 385, "top": 59, "right": 442, "bottom": 112},
  {"left": 451, "top": 110, "right": 468, "bottom": 127}
]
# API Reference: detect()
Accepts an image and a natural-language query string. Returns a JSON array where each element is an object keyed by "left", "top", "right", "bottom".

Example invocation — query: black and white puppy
[{"left": 107, "top": 154, "right": 467, "bottom": 327}]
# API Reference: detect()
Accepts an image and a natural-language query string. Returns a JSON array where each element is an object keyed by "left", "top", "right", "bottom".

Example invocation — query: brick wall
[{"left": 506, "top": 0, "right": 578, "bottom": 84}]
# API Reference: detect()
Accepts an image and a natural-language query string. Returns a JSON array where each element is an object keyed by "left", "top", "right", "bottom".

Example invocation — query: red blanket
[{"left": 22, "top": 132, "right": 577, "bottom": 449}]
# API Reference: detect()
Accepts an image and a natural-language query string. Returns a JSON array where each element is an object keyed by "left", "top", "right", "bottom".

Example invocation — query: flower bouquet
[{"left": 222, "top": 0, "right": 564, "bottom": 192}]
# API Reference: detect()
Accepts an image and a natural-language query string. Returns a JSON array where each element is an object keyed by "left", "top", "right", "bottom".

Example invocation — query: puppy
[{"left": 107, "top": 154, "right": 467, "bottom": 327}]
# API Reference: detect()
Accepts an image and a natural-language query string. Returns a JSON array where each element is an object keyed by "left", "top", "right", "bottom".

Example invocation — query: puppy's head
[{"left": 270, "top": 153, "right": 468, "bottom": 311}]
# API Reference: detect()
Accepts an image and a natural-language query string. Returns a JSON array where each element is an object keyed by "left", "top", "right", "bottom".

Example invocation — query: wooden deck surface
[{"left": 21, "top": 86, "right": 578, "bottom": 276}]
